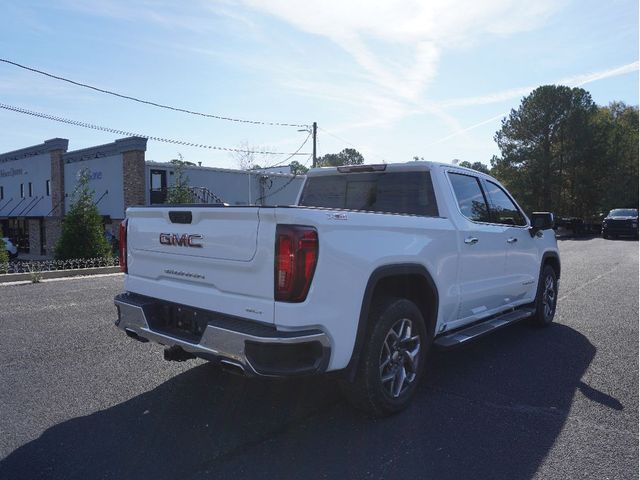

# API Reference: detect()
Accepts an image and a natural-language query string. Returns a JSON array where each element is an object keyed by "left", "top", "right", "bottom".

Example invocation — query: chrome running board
[{"left": 434, "top": 308, "right": 535, "bottom": 349}]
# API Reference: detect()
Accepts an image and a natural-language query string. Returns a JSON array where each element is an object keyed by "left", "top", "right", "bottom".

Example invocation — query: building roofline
[
  {"left": 63, "top": 136, "right": 147, "bottom": 163},
  {"left": 0, "top": 138, "right": 69, "bottom": 163}
]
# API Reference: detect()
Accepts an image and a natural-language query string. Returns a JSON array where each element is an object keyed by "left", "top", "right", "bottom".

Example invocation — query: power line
[
  {"left": 0, "top": 102, "right": 310, "bottom": 156},
  {"left": 256, "top": 153, "right": 312, "bottom": 203},
  {"left": 0, "top": 58, "right": 309, "bottom": 128},
  {"left": 262, "top": 130, "right": 312, "bottom": 169}
]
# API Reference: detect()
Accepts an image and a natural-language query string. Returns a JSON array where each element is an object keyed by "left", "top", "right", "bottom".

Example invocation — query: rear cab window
[
  {"left": 447, "top": 172, "right": 490, "bottom": 222},
  {"left": 299, "top": 171, "right": 439, "bottom": 217}
]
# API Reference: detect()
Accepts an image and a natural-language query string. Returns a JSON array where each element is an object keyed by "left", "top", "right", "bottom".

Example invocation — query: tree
[
  {"left": 492, "top": 85, "right": 602, "bottom": 216},
  {"left": 231, "top": 140, "right": 270, "bottom": 171},
  {"left": 54, "top": 169, "right": 112, "bottom": 260},
  {"left": 317, "top": 148, "right": 364, "bottom": 167},
  {"left": 591, "top": 102, "right": 639, "bottom": 213},
  {"left": 458, "top": 161, "right": 490, "bottom": 174},
  {"left": 166, "top": 156, "right": 193, "bottom": 204},
  {"left": 289, "top": 160, "right": 309, "bottom": 175}
]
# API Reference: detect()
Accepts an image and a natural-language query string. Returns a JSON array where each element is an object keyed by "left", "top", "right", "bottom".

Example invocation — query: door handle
[
  {"left": 464, "top": 237, "right": 479, "bottom": 245},
  {"left": 507, "top": 237, "right": 518, "bottom": 244}
]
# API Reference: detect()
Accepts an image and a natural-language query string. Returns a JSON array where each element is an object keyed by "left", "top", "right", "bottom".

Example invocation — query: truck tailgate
[{"left": 124, "top": 206, "right": 276, "bottom": 324}]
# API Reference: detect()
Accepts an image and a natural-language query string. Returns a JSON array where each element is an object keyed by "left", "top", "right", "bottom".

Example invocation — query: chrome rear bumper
[{"left": 114, "top": 293, "right": 331, "bottom": 376}]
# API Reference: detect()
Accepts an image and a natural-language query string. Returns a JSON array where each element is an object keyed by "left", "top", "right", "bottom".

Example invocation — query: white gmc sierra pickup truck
[{"left": 114, "top": 161, "right": 560, "bottom": 416}]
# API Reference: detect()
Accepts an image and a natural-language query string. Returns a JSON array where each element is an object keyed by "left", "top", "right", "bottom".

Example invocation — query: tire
[
  {"left": 341, "top": 297, "right": 430, "bottom": 417},
  {"left": 531, "top": 265, "right": 558, "bottom": 327}
]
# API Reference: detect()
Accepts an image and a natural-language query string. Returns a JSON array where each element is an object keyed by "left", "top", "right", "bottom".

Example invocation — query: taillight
[
  {"left": 119, "top": 219, "right": 128, "bottom": 273},
  {"left": 275, "top": 225, "right": 318, "bottom": 302}
]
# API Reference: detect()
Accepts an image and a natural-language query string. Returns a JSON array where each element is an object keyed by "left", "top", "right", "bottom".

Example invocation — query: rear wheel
[
  {"left": 341, "top": 297, "right": 429, "bottom": 417},
  {"left": 531, "top": 265, "right": 558, "bottom": 326}
]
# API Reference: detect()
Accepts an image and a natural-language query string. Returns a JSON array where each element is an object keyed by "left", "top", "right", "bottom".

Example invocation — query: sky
[{"left": 0, "top": 0, "right": 638, "bottom": 170}]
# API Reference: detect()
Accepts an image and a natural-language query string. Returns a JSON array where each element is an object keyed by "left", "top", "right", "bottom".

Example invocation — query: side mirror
[{"left": 530, "top": 212, "right": 554, "bottom": 237}]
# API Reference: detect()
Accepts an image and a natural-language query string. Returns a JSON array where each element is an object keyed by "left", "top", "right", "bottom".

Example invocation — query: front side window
[
  {"left": 484, "top": 181, "right": 526, "bottom": 226},
  {"left": 300, "top": 171, "right": 439, "bottom": 216},
  {"left": 448, "top": 173, "right": 490, "bottom": 222}
]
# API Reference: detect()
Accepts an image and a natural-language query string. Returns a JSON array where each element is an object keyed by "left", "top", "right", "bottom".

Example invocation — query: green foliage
[
  {"left": 28, "top": 262, "right": 42, "bottom": 283},
  {"left": 317, "top": 148, "right": 364, "bottom": 167},
  {"left": 490, "top": 85, "right": 638, "bottom": 217},
  {"left": 0, "top": 230, "right": 9, "bottom": 272},
  {"left": 591, "top": 102, "right": 639, "bottom": 213},
  {"left": 458, "top": 161, "right": 490, "bottom": 174},
  {"left": 54, "top": 169, "right": 112, "bottom": 260},
  {"left": 166, "top": 158, "right": 193, "bottom": 204},
  {"left": 289, "top": 160, "right": 309, "bottom": 175}
]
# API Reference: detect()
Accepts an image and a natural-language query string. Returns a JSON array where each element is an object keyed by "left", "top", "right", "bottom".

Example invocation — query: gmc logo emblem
[{"left": 159, "top": 233, "right": 204, "bottom": 248}]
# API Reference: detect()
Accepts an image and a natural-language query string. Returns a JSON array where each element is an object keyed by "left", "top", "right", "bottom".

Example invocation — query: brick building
[{"left": 0, "top": 137, "right": 303, "bottom": 257}]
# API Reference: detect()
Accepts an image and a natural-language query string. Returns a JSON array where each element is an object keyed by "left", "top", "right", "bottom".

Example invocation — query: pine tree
[{"left": 54, "top": 169, "right": 112, "bottom": 260}]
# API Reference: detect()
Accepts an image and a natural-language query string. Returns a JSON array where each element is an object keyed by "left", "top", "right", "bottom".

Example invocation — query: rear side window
[
  {"left": 299, "top": 171, "right": 439, "bottom": 216},
  {"left": 484, "top": 181, "right": 526, "bottom": 226},
  {"left": 448, "top": 173, "right": 490, "bottom": 222}
]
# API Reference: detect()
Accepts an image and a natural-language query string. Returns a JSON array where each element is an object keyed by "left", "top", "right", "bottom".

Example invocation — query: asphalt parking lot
[{"left": 0, "top": 237, "right": 637, "bottom": 479}]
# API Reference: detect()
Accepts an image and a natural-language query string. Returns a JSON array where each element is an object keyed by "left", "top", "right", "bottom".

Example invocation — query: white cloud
[
  {"left": 562, "top": 61, "right": 640, "bottom": 87},
  {"left": 242, "top": 1, "right": 564, "bottom": 97},
  {"left": 238, "top": 0, "right": 565, "bottom": 128},
  {"left": 437, "top": 61, "right": 640, "bottom": 109},
  {"left": 56, "top": 0, "right": 566, "bottom": 130},
  {"left": 427, "top": 60, "right": 640, "bottom": 146}
]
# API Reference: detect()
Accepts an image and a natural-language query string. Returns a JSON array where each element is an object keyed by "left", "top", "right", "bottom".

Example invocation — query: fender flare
[
  {"left": 343, "top": 263, "right": 439, "bottom": 382},
  {"left": 540, "top": 251, "right": 561, "bottom": 279}
]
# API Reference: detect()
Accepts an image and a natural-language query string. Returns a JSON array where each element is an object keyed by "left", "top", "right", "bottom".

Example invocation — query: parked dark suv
[{"left": 602, "top": 209, "right": 639, "bottom": 239}]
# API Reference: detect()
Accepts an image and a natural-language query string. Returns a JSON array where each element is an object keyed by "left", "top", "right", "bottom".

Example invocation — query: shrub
[{"left": 0, "top": 230, "right": 8, "bottom": 273}]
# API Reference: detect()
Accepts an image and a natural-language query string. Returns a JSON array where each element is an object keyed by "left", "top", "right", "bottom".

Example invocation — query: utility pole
[{"left": 312, "top": 121, "right": 317, "bottom": 168}]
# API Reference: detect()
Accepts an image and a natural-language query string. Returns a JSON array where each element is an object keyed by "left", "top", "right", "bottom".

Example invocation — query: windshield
[{"left": 609, "top": 209, "right": 638, "bottom": 217}]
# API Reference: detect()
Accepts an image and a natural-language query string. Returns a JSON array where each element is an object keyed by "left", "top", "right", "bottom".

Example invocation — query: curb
[{"left": 0, "top": 266, "right": 120, "bottom": 284}]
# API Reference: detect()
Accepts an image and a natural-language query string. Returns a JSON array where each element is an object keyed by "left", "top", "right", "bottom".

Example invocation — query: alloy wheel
[
  {"left": 379, "top": 318, "right": 421, "bottom": 398},
  {"left": 543, "top": 274, "right": 556, "bottom": 319}
]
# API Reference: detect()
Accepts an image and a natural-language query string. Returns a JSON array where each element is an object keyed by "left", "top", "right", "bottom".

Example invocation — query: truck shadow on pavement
[{"left": 1, "top": 323, "right": 608, "bottom": 480}]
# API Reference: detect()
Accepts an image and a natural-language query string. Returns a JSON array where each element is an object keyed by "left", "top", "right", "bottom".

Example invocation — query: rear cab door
[{"left": 445, "top": 169, "right": 510, "bottom": 326}]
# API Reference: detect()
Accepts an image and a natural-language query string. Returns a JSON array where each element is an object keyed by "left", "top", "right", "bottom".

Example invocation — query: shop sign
[{"left": 0, "top": 167, "right": 25, "bottom": 177}]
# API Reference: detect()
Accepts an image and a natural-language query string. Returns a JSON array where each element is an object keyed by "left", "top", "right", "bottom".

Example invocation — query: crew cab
[{"left": 114, "top": 162, "right": 560, "bottom": 416}]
